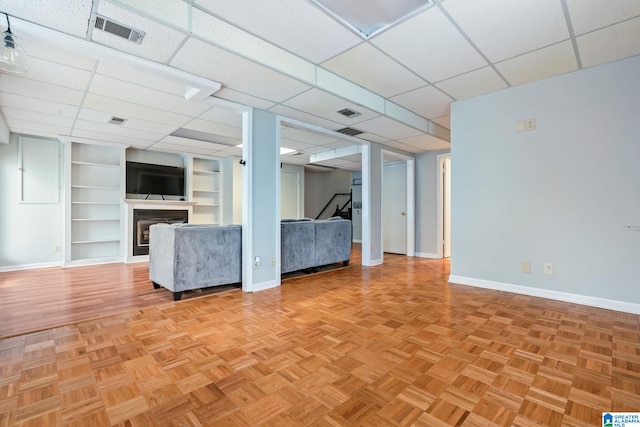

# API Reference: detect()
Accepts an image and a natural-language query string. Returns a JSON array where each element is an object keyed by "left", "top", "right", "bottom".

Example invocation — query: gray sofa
[
  {"left": 281, "top": 217, "right": 351, "bottom": 274},
  {"left": 149, "top": 218, "right": 351, "bottom": 300},
  {"left": 149, "top": 223, "right": 241, "bottom": 301}
]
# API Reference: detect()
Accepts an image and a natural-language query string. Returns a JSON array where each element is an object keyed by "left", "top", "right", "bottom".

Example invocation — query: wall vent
[
  {"left": 336, "top": 127, "right": 364, "bottom": 136},
  {"left": 337, "top": 108, "right": 361, "bottom": 118},
  {"left": 95, "top": 15, "right": 145, "bottom": 44},
  {"left": 108, "top": 116, "right": 127, "bottom": 125}
]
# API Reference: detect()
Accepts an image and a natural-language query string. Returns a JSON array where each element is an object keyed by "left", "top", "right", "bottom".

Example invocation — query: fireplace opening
[{"left": 133, "top": 209, "right": 188, "bottom": 255}]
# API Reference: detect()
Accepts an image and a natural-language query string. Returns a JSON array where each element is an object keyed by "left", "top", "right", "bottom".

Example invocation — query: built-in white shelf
[
  {"left": 65, "top": 142, "right": 124, "bottom": 264},
  {"left": 187, "top": 156, "right": 222, "bottom": 225}
]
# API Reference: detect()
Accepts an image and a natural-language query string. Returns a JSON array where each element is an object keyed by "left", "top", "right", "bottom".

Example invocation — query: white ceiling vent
[
  {"left": 337, "top": 108, "right": 361, "bottom": 118},
  {"left": 108, "top": 116, "right": 127, "bottom": 125},
  {"left": 94, "top": 15, "right": 145, "bottom": 44}
]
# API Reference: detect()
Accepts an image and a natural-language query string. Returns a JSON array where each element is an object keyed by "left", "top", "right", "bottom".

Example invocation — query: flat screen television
[{"left": 126, "top": 161, "right": 185, "bottom": 197}]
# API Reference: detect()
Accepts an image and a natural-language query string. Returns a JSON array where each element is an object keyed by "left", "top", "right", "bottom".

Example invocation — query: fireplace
[{"left": 133, "top": 209, "right": 188, "bottom": 255}]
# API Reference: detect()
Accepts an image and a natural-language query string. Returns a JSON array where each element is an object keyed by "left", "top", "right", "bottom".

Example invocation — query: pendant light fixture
[{"left": 0, "top": 13, "right": 26, "bottom": 74}]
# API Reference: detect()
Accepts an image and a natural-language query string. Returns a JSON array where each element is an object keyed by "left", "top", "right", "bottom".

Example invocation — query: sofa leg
[
  {"left": 173, "top": 292, "right": 182, "bottom": 301},
  {"left": 343, "top": 260, "right": 350, "bottom": 267},
  {"left": 152, "top": 282, "right": 160, "bottom": 289}
]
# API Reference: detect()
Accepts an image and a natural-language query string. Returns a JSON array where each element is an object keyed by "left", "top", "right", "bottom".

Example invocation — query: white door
[
  {"left": 383, "top": 162, "right": 407, "bottom": 254},
  {"left": 281, "top": 170, "right": 300, "bottom": 219},
  {"left": 443, "top": 157, "right": 451, "bottom": 258}
]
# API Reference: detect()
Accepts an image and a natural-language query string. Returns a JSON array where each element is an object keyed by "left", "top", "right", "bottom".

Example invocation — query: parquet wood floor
[{"left": 1, "top": 250, "right": 639, "bottom": 426}]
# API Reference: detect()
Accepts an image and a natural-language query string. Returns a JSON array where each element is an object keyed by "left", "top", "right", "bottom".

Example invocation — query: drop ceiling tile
[
  {"left": 2, "top": 107, "right": 75, "bottom": 127},
  {"left": 160, "top": 136, "right": 235, "bottom": 151},
  {"left": 269, "top": 105, "right": 344, "bottom": 131},
  {"left": 398, "top": 134, "right": 450, "bottom": 151},
  {"left": 111, "top": 0, "right": 190, "bottom": 30},
  {"left": 77, "top": 109, "right": 178, "bottom": 135},
  {"left": 20, "top": 56, "right": 93, "bottom": 91},
  {"left": 567, "top": 0, "right": 640, "bottom": 35},
  {"left": 150, "top": 142, "right": 224, "bottom": 156},
  {"left": 180, "top": 118, "right": 242, "bottom": 139},
  {"left": 354, "top": 116, "right": 422, "bottom": 140},
  {"left": 5, "top": 116, "right": 71, "bottom": 134},
  {"left": 93, "top": 1, "right": 187, "bottom": 63},
  {"left": 496, "top": 41, "right": 578, "bottom": 86},
  {"left": 2, "top": 0, "right": 92, "bottom": 37},
  {"left": 321, "top": 43, "right": 426, "bottom": 97},
  {"left": 195, "top": 0, "right": 362, "bottom": 63},
  {"left": 442, "top": 0, "right": 569, "bottom": 63},
  {"left": 198, "top": 107, "right": 243, "bottom": 128},
  {"left": 380, "top": 140, "right": 422, "bottom": 153},
  {"left": 280, "top": 127, "right": 343, "bottom": 146},
  {"left": 74, "top": 120, "right": 164, "bottom": 141},
  {"left": 389, "top": 86, "right": 452, "bottom": 120},
  {"left": 0, "top": 92, "right": 79, "bottom": 118},
  {"left": 95, "top": 61, "right": 190, "bottom": 97},
  {"left": 83, "top": 94, "right": 191, "bottom": 127},
  {"left": 282, "top": 155, "right": 310, "bottom": 165},
  {"left": 70, "top": 129, "right": 152, "bottom": 147},
  {"left": 192, "top": 9, "right": 315, "bottom": 84},
  {"left": 0, "top": 74, "right": 85, "bottom": 106},
  {"left": 6, "top": 120, "right": 71, "bottom": 138},
  {"left": 371, "top": 7, "right": 487, "bottom": 83},
  {"left": 434, "top": 67, "right": 508, "bottom": 100},
  {"left": 20, "top": 33, "right": 97, "bottom": 70},
  {"left": 280, "top": 138, "right": 314, "bottom": 152},
  {"left": 89, "top": 75, "right": 210, "bottom": 117},
  {"left": 215, "top": 146, "right": 243, "bottom": 157},
  {"left": 431, "top": 115, "right": 451, "bottom": 130},
  {"left": 357, "top": 133, "right": 390, "bottom": 144},
  {"left": 172, "top": 38, "right": 311, "bottom": 103},
  {"left": 213, "top": 89, "right": 277, "bottom": 111},
  {"left": 282, "top": 89, "right": 380, "bottom": 126},
  {"left": 577, "top": 17, "right": 640, "bottom": 68}
]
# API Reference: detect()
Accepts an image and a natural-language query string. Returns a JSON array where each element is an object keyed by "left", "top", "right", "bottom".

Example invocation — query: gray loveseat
[
  {"left": 149, "top": 218, "right": 351, "bottom": 300},
  {"left": 149, "top": 223, "right": 241, "bottom": 301}
]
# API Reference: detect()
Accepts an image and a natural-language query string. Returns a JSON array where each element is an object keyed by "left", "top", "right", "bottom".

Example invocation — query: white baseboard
[
  {"left": 249, "top": 279, "right": 279, "bottom": 292},
  {"left": 448, "top": 275, "right": 640, "bottom": 315},
  {"left": 125, "top": 255, "right": 149, "bottom": 263},
  {"left": 415, "top": 252, "right": 441, "bottom": 259},
  {"left": 0, "top": 261, "right": 61, "bottom": 272},
  {"left": 363, "top": 259, "right": 383, "bottom": 266},
  {"left": 352, "top": 239, "right": 362, "bottom": 243}
]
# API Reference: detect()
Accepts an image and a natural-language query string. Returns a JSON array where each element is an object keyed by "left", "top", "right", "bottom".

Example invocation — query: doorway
[{"left": 383, "top": 162, "right": 407, "bottom": 254}]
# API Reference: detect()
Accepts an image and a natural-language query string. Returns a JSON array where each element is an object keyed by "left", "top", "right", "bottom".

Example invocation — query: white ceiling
[{"left": 1, "top": 0, "right": 640, "bottom": 171}]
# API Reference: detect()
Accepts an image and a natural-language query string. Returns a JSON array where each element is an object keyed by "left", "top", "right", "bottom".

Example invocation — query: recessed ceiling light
[
  {"left": 236, "top": 144, "right": 296, "bottom": 155},
  {"left": 310, "top": 0, "right": 433, "bottom": 38}
]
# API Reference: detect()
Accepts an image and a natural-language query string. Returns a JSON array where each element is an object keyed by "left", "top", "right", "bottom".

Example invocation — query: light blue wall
[
  {"left": 0, "top": 135, "right": 63, "bottom": 269},
  {"left": 415, "top": 150, "right": 449, "bottom": 256},
  {"left": 451, "top": 55, "right": 640, "bottom": 304}
]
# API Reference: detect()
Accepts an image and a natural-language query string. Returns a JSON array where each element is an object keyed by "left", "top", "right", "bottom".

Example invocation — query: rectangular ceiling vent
[
  {"left": 108, "top": 116, "right": 128, "bottom": 126},
  {"left": 337, "top": 108, "right": 361, "bottom": 118},
  {"left": 336, "top": 127, "right": 364, "bottom": 137},
  {"left": 95, "top": 15, "right": 145, "bottom": 44}
]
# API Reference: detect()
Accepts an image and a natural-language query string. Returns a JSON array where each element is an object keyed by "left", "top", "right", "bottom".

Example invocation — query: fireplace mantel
[
  {"left": 122, "top": 200, "right": 195, "bottom": 262},
  {"left": 122, "top": 199, "right": 198, "bottom": 207}
]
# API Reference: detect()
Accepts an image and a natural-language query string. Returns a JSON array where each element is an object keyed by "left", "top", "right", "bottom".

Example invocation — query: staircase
[{"left": 315, "top": 191, "right": 352, "bottom": 220}]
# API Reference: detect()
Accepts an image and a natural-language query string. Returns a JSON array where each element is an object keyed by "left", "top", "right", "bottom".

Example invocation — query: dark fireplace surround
[{"left": 133, "top": 209, "right": 188, "bottom": 256}]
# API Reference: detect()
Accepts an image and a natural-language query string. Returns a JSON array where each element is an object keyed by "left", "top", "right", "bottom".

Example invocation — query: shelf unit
[
  {"left": 65, "top": 142, "right": 124, "bottom": 265},
  {"left": 189, "top": 157, "right": 221, "bottom": 225}
]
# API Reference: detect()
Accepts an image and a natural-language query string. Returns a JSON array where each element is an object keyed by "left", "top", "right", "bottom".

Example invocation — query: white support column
[
  {"left": 241, "top": 109, "right": 281, "bottom": 292},
  {"left": 362, "top": 143, "right": 384, "bottom": 266}
]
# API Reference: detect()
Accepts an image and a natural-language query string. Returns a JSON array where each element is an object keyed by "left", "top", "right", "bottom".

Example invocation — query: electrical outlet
[
  {"left": 521, "top": 261, "right": 531, "bottom": 273},
  {"left": 271, "top": 257, "right": 275, "bottom": 267},
  {"left": 525, "top": 118, "right": 536, "bottom": 130},
  {"left": 55, "top": 246, "right": 61, "bottom": 252},
  {"left": 516, "top": 120, "right": 525, "bottom": 132},
  {"left": 254, "top": 256, "right": 260, "bottom": 267},
  {"left": 544, "top": 263, "right": 553, "bottom": 275}
]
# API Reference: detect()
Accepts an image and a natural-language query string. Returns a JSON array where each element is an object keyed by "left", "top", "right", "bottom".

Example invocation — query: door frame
[
  {"left": 436, "top": 153, "right": 451, "bottom": 259},
  {"left": 381, "top": 151, "right": 415, "bottom": 258}
]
